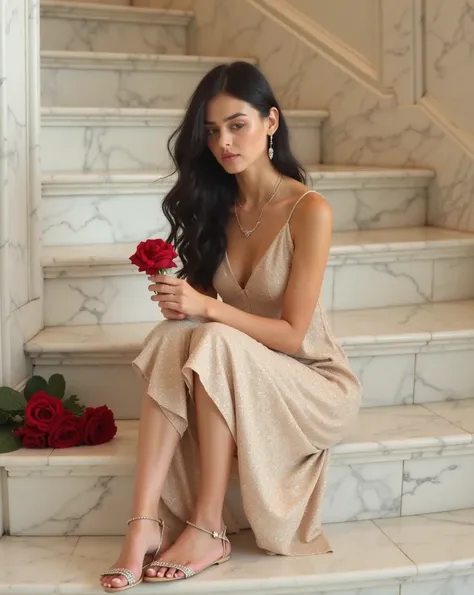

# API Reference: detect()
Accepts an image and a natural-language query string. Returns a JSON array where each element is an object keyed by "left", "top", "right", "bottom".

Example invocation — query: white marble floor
[{"left": 2, "top": 508, "right": 474, "bottom": 595}]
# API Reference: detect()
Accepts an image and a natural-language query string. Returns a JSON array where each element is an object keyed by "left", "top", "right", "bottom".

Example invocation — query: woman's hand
[
  {"left": 148, "top": 275, "right": 210, "bottom": 318},
  {"left": 160, "top": 307, "right": 187, "bottom": 321}
]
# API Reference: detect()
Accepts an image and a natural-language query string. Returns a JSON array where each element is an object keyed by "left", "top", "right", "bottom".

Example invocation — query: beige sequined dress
[{"left": 132, "top": 193, "right": 362, "bottom": 556}]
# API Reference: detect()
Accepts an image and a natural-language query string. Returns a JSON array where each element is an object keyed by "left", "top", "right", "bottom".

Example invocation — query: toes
[
  {"left": 166, "top": 568, "right": 176, "bottom": 578},
  {"left": 111, "top": 577, "right": 126, "bottom": 587},
  {"left": 157, "top": 567, "right": 168, "bottom": 578},
  {"left": 145, "top": 567, "right": 156, "bottom": 577}
]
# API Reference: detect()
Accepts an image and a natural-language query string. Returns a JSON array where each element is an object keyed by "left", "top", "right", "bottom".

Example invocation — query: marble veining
[
  {"left": 40, "top": 169, "right": 433, "bottom": 246},
  {"left": 0, "top": 524, "right": 415, "bottom": 593},
  {"left": 41, "top": 52, "right": 256, "bottom": 108},
  {"left": 425, "top": 0, "right": 474, "bottom": 135},
  {"left": 40, "top": 2, "right": 190, "bottom": 55},
  {"left": 0, "top": 0, "right": 42, "bottom": 387},
  {"left": 40, "top": 108, "right": 326, "bottom": 172},
  {"left": 142, "top": 0, "right": 474, "bottom": 233}
]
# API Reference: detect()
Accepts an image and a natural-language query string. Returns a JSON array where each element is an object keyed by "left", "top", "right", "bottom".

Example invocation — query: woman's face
[{"left": 205, "top": 93, "right": 278, "bottom": 174}]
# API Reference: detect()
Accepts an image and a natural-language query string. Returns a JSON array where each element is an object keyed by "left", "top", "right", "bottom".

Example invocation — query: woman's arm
[{"left": 205, "top": 193, "right": 332, "bottom": 354}]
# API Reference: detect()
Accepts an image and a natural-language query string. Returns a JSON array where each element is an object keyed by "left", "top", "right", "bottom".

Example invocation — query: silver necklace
[{"left": 234, "top": 175, "right": 283, "bottom": 238}]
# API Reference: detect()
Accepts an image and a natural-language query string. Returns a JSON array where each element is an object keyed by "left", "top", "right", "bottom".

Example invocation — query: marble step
[
  {"left": 40, "top": 107, "right": 328, "bottom": 172},
  {"left": 3, "top": 507, "right": 474, "bottom": 595},
  {"left": 3, "top": 400, "right": 474, "bottom": 536},
  {"left": 41, "top": 227, "right": 474, "bottom": 322},
  {"left": 40, "top": 1, "right": 192, "bottom": 55},
  {"left": 41, "top": 167, "right": 433, "bottom": 245},
  {"left": 41, "top": 51, "right": 257, "bottom": 109},
  {"left": 25, "top": 300, "right": 474, "bottom": 415}
]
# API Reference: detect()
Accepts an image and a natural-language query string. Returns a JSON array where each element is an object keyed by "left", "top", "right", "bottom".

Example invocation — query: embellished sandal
[
  {"left": 143, "top": 520, "right": 231, "bottom": 582},
  {"left": 99, "top": 516, "right": 165, "bottom": 592}
]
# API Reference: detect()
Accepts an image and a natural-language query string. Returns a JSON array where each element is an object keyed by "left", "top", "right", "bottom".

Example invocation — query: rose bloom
[
  {"left": 129, "top": 239, "right": 177, "bottom": 275},
  {"left": 25, "top": 391, "right": 64, "bottom": 432},
  {"left": 82, "top": 405, "right": 117, "bottom": 446}
]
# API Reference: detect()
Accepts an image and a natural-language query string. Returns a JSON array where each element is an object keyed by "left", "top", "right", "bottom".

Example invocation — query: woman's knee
[{"left": 190, "top": 322, "right": 240, "bottom": 346}]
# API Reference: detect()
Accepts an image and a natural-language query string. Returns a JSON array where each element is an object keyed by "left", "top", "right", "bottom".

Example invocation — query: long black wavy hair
[{"left": 162, "top": 61, "right": 307, "bottom": 292}]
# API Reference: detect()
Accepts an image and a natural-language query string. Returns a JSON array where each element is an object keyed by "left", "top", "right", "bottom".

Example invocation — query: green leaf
[
  {"left": 63, "top": 395, "right": 85, "bottom": 416},
  {"left": 0, "top": 387, "right": 27, "bottom": 412},
  {"left": 0, "top": 411, "right": 24, "bottom": 425},
  {"left": 47, "top": 374, "right": 66, "bottom": 399},
  {"left": 24, "top": 375, "right": 49, "bottom": 401},
  {"left": 0, "top": 425, "right": 21, "bottom": 453}
]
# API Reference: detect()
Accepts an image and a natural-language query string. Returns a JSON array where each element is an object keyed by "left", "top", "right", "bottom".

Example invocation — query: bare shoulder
[{"left": 287, "top": 183, "right": 332, "bottom": 234}]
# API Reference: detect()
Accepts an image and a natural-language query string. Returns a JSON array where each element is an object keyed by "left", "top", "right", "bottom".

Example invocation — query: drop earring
[{"left": 268, "top": 135, "right": 274, "bottom": 160}]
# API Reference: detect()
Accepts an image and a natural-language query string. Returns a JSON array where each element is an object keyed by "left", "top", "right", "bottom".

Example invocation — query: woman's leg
[
  {"left": 148, "top": 372, "right": 235, "bottom": 579},
  {"left": 101, "top": 393, "right": 180, "bottom": 589}
]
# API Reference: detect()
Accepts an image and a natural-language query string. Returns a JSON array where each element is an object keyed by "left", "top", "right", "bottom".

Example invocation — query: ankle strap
[
  {"left": 128, "top": 516, "right": 163, "bottom": 527},
  {"left": 186, "top": 520, "right": 229, "bottom": 542}
]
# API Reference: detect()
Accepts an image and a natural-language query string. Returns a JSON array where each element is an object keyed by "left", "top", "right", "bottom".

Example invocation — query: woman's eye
[
  {"left": 232, "top": 123, "right": 244, "bottom": 131},
  {"left": 206, "top": 128, "right": 217, "bottom": 137}
]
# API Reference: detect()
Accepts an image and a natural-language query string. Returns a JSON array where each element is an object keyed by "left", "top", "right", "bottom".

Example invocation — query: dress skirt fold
[{"left": 132, "top": 318, "right": 360, "bottom": 556}]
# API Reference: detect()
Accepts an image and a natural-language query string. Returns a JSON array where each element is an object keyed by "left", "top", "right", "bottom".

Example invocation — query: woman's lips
[{"left": 222, "top": 153, "right": 239, "bottom": 162}]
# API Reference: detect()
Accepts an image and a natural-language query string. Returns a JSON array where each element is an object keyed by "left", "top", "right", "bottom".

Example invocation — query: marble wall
[
  {"left": 0, "top": 0, "right": 42, "bottom": 387},
  {"left": 134, "top": 0, "right": 474, "bottom": 234},
  {"left": 287, "top": 0, "right": 378, "bottom": 66},
  {"left": 425, "top": 0, "right": 474, "bottom": 135}
]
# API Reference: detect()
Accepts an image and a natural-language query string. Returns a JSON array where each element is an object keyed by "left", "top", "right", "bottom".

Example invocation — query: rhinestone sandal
[
  {"left": 143, "top": 520, "right": 231, "bottom": 582},
  {"left": 100, "top": 516, "right": 164, "bottom": 592}
]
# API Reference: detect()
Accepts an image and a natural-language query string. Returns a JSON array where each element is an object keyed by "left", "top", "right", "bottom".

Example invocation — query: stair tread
[
  {"left": 1, "top": 507, "right": 474, "bottom": 593},
  {"left": 40, "top": 105, "right": 330, "bottom": 119},
  {"left": 40, "top": 0, "right": 194, "bottom": 22},
  {"left": 41, "top": 226, "right": 474, "bottom": 269},
  {"left": 2, "top": 401, "right": 474, "bottom": 469},
  {"left": 41, "top": 165, "right": 435, "bottom": 184},
  {"left": 41, "top": 49, "right": 257, "bottom": 66},
  {"left": 25, "top": 300, "right": 474, "bottom": 356}
]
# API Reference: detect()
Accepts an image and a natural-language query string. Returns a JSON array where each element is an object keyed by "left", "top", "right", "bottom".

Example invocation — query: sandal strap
[
  {"left": 127, "top": 516, "right": 163, "bottom": 527},
  {"left": 186, "top": 520, "right": 230, "bottom": 558},
  {"left": 128, "top": 516, "right": 165, "bottom": 561},
  {"left": 148, "top": 561, "right": 195, "bottom": 578},
  {"left": 99, "top": 568, "right": 137, "bottom": 585},
  {"left": 186, "top": 520, "right": 229, "bottom": 542}
]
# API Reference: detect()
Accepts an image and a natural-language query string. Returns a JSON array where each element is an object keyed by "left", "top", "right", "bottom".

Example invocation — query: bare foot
[
  {"left": 145, "top": 521, "right": 230, "bottom": 580},
  {"left": 100, "top": 518, "right": 169, "bottom": 590}
]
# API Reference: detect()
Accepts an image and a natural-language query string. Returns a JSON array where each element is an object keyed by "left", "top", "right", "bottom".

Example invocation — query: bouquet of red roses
[{"left": 0, "top": 374, "right": 116, "bottom": 453}]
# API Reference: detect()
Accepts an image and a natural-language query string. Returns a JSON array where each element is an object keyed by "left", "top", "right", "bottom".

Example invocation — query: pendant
[{"left": 244, "top": 230, "right": 253, "bottom": 238}]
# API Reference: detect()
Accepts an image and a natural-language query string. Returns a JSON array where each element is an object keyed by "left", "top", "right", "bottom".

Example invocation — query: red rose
[
  {"left": 48, "top": 414, "right": 84, "bottom": 449},
  {"left": 82, "top": 405, "right": 117, "bottom": 446},
  {"left": 129, "top": 239, "right": 178, "bottom": 275},
  {"left": 25, "top": 391, "right": 64, "bottom": 432},
  {"left": 14, "top": 425, "right": 48, "bottom": 449}
]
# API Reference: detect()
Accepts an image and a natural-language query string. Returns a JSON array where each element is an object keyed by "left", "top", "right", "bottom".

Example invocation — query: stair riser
[
  {"left": 41, "top": 62, "right": 238, "bottom": 109},
  {"left": 33, "top": 346, "right": 474, "bottom": 415},
  {"left": 41, "top": 185, "right": 428, "bottom": 246},
  {"left": 40, "top": 118, "right": 322, "bottom": 172},
  {"left": 40, "top": 18, "right": 187, "bottom": 55},
  {"left": 42, "top": 254, "right": 474, "bottom": 325},
  {"left": 6, "top": 450, "right": 474, "bottom": 535}
]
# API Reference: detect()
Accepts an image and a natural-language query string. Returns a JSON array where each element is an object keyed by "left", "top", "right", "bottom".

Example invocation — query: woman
[{"left": 100, "top": 61, "right": 361, "bottom": 592}]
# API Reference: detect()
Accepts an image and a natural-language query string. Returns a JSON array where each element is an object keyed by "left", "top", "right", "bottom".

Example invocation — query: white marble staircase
[{"left": 2, "top": 2, "right": 474, "bottom": 594}]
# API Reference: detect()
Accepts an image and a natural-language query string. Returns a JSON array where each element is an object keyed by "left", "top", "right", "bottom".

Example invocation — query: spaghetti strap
[{"left": 286, "top": 190, "right": 318, "bottom": 224}]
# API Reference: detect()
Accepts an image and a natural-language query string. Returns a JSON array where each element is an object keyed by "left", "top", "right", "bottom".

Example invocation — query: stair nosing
[
  {"left": 24, "top": 301, "right": 474, "bottom": 359},
  {"left": 2, "top": 403, "right": 473, "bottom": 469},
  {"left": 41, "top": 228, "right": 474, "bottom": 274},
  {"left": 41, "top": 166, "right": 434, "bottom": 195},
  {"left": 40, "top": 0, "right": 194, "bottom": 26},
  {"left": 40, "top": 50, "right": 257, "bottom": 71},
  {"left": 40, "top": 106, "right": 329, "bottom": 126}
]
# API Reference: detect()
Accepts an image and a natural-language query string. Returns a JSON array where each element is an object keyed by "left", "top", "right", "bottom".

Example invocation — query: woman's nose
[{"left": 218, "top": 129, "right": 232, "bottom": 148}]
